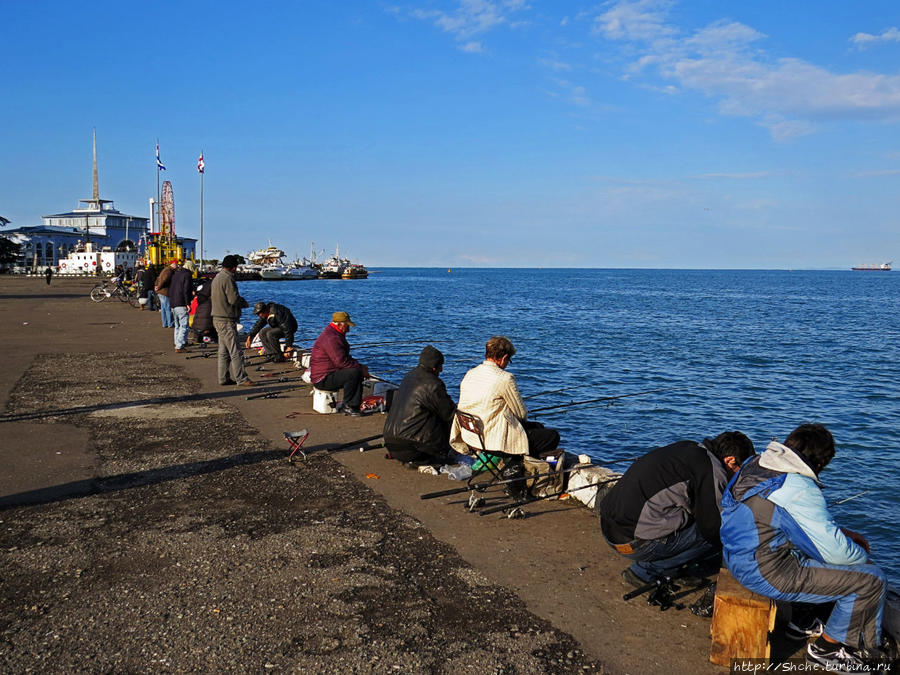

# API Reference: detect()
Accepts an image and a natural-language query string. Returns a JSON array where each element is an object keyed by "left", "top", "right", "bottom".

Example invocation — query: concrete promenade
[{"left": 0, "top": 276, "right": 730, "bottom": 673}]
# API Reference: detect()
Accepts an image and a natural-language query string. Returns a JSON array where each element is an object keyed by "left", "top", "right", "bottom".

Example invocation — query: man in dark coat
[
  {"left": 383, "top": 346, "right": 457, "bottom": 465},
  {"left": 169, "top": 260, "right": 194, "bottom": 353},
  {"left": 244, "top": 301, "right": 298, "bottom": 362},
  {"left": 309, "top": 311, "right": 368, "bottom": 416},
  {"left": 599, "top": 432, "right": 754, "bottom": 586}
]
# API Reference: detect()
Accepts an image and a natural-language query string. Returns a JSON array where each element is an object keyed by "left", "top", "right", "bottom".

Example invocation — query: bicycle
[{"left": 89, "top": 278, "right": 140, "bottom": 307}]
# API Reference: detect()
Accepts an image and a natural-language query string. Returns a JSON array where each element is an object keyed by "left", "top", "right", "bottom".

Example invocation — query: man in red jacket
[{"left": 309, "top": 311, "right": 369, "bottom": 416}]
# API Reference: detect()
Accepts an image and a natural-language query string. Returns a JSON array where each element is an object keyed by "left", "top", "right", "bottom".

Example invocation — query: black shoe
[
  {"left": 807, "top": 640, "right": 866, "bottom": 672},
  {"left": 220, "top": 379, "right": 236, "bottom": 386},
  {"left": 786, "top": 616, "right": 825, "bottom": 641},
  {"left": 343, "top": 406, "right": 362, "bottom": 417},
  {"left": 622, "top": 568, "right": 652, "bottom": 589}
]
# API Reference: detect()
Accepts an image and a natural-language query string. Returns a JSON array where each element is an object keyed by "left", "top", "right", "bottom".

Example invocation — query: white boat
[
  {"left": 286, "top": 261, "right": 318, "bottom": 279},
  {"left": 259, "top": 263, "right": 289, "bottom": 279},
  {"left": 248, "top": 243, "right": 286, "bottom": 266}
]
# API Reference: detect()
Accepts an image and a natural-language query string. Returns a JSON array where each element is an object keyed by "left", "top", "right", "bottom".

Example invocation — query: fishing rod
[
  {"left": 245, "top": 382, "right": 309, "bottom": 400},
  {"left": 325, "top": 434, "right": 384, "bottom": 454},
  {"left": 477, "top": 476, "right": 620, "bottom": 517},
  {"left": 353, "top": 339, "right": 449, "bottom": 350},
  {"left": 185, "top": 351, "right": 216, "bottom": 360},
  {"left": 522, "top": 385, "right": 586, "bottom": 400},
  {"left": 529, "top": 388, "right": 673, "bottom": 416},
  {"left": 367, "top": 373, "right": 400, "bottom": 387},
  {"left": 830, "top": 489, "right": 871, "bottom": 506}
]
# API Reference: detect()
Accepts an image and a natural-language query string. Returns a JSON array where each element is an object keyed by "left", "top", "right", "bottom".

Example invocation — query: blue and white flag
[{"left": 156, "top": 142, "right": 166, "bottom": 171}]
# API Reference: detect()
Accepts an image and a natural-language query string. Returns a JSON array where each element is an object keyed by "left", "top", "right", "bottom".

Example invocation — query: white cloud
[
  {"left": 409, "top": 0, "right": 529, "bottom": 47},
  {"left": 539, "top": 57, "right": 572, "bottom": 71},
  {"left": 696, "top": 171, "right": 771, "bottom": 180},
  {"left": 460, "top": 41, "right": 484, "bottom": 53},
  {"left": 594, "top": 1, "right": 900, "bottom": 139},
  {"left": 851, "top": 27, "right": 900, "bottom": 49}
]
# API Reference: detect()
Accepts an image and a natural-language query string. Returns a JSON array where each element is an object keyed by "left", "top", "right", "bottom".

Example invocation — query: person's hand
[
  {"left": 841, "top": 528, "right": 870, "bottom": 554},
  {"left": 283, "top": 346, "right": 293, "bottom": 357},
  {"left": 362, "top": 365, "right": 370, "bottom": 378},
  {"left": 244, "top": 337, "right": 252, "bottom": 349}
]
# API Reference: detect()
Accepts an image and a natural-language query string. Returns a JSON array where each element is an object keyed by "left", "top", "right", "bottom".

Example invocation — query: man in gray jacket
[{"left": 211, "top": 255, "right": 254, "bottom": 386}]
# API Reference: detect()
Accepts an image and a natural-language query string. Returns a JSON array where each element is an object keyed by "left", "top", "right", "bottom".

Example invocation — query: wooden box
[{"left": 709, "top": 568, "right": 777, "bottom": 666}]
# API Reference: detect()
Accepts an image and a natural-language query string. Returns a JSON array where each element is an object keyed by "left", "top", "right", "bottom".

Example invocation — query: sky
[{"left": 2, "top": 0, "right": 900, "bottom": 268}]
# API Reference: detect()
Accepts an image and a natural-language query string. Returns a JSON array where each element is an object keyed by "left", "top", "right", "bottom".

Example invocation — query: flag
[
  {"left": 197, "top": 152, "right": 205, "bottom": 174},
  {"left": 156, "top": 143, "right": 166, "bottom": 171}
]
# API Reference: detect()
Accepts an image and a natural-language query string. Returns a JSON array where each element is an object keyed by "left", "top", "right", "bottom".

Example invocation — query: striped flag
[
  {"left": 156, "top": 143, "right": 166, "bottom": 171},
  {"left": 197, "top": 152, "right": 205, "bottom": 174}
]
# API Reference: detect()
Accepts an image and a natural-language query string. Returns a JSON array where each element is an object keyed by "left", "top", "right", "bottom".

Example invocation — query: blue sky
[{"left": 2, "top": 0, "right": 899, "bottom": 268}]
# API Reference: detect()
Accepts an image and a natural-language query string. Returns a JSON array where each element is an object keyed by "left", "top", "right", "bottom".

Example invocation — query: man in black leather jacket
[{"left": 383, "top": 345, "right": 457, "bottom": 465}]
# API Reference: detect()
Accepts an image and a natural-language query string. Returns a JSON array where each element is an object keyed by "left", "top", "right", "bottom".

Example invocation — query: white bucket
[
  {"left": 138, "top": 298, "right": 147, "bottom": 306},
  {"left": 312, "top": 389, "right": 338, "bottom": 414}
]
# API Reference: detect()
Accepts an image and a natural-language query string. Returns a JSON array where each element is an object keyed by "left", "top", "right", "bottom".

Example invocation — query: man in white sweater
[{"left": 450, "top": 335, "right": 559, "bottom": 458}]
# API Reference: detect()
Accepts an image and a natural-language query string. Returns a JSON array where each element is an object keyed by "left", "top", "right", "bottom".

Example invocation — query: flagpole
[
  {"left": 200, "top": 152, "right": 204, "bottom": 267},
  {"left": 156, "top": 139, "right": 161, "bottom": 235}
]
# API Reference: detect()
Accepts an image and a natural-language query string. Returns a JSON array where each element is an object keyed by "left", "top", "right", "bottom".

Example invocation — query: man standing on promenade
[
  {"left": 599, "top": 432, "right": 754, "bottom": 586},
  {"left": 45, "top": 266, "right": 52, "bottom": 285},
  {"left": 720, "top": 423, "right": 889, "bottom": 671},
  {"left": 169, "top": 260, "right": 194, "bottom": 353},
  {"left": 383, "top": 345, "right": 457, "bottom": 466},
  {"left": 309, "top": 311, "right": 368, "bottom": 416},
  {"left": 211, "top": 255, "right": 254, "bottom": 387},
  {"left": 450, "top": 336, "right": 560, "bottom": 458},
  {"left": 244, "top": 300, "right": 298, "bottom": 363},
  {"left": 154, "top": 259, "right": 177, "bottom": 328}
]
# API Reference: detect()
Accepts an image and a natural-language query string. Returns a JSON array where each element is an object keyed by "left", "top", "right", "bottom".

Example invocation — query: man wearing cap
[
  {"left": 154, "top": 259, "right": 178, "bottom": 328},
  {"left": 309, "top": 311, "right": 369, "bottom": 416},
  {"left": 211, "top": 255, "right": 254, "bottom": 387},
  {"left": 169, "top": 260, "right": 195, "bottom": 353},
  {"left": 383, "top": 346, "right": 457, "bottom": 465},
  {"left": 244, "top": 301, "right": 298, "bottom": 363}
]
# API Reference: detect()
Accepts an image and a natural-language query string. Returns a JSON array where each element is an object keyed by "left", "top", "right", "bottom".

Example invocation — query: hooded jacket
[
  {"left": 309, "top": 324, "right": 362, "bottom": 383},
  {"left": 248, "top": 302, "right": 298, "bottom": 347},
  {"left": 599, "top": 440, "right": 730, "bottom": 546},
  {"left": 383, "top": 365, "right": 456, "bottom": 447},
  {"left": 720, "top": 441, "right": 868, "bottom": 596}
]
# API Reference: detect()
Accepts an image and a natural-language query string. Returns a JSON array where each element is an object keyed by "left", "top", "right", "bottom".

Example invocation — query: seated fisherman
[
  {"left": 309, "top": 311, "right": 369, "bottom": 416},
  {"left": 245, "top": 300, "right": 298, "bottom": 362},
  {"left": 383, "top": 345, "right": 457, "bottom": 466},
  {"left": 599, "top": 432, "right": 753, "bottom": 586},
  {"left": 450, "top": 335, "right": 560, "bottom": 458},
  {"left": 720, "top": 423, "right": 889, "bottom": 672}
]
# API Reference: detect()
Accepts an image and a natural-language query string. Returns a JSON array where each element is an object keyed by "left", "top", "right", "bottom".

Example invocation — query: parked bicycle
[{"left": 89, "top": 277, "right": 140, "bottom": 307}]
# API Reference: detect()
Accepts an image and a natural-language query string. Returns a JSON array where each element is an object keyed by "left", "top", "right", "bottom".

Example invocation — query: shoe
[
  {"left": 175, "top": 348, "right": 187, "bottom": 353},
  {"left": 220, "top": 379, "right": 236, "bottom": 386},
  {"left": 786, "top": 616, "right": 825, "bottom": 641},
  {"left": 343, "top": 406, "right": 362, "bottom": 417},
  {"left": 622, "top": 568, "right": 653, "bottom": 589},
  {"left": 807, "top": 640, "right": 866, "bottom": 672},
  {"left": 237, "top": 379, "right": 257, "bottom": 387}
]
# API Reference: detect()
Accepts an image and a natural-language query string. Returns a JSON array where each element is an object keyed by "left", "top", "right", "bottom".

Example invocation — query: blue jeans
[
  {"left": 146, "top": 290, "right": 159, "bottom": 311},
  {"left": 158, "top": 295, "right": 173, "bottom": 327},
  {"left": 172, "top": 306, "right": 190, "bottom": 349},
  {"left": 617, "top": 522, "right": 719, "bottom": 582}
]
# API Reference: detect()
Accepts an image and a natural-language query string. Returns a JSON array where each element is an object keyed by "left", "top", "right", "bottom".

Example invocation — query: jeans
[
  {"left": 615, "top": 521, "right": 719, "bottom": 582},
  {"left": 158, "top": 294, "right": 173, "bottom": 327},
  {"left": 146, "top": 290, "right": 159, "bottom": 311},
  {"left": 258, "top": 326, "right": 288, "bottom": 360},
  {"left": 172, "top": 306, "right": 190, "bottom": 349}
]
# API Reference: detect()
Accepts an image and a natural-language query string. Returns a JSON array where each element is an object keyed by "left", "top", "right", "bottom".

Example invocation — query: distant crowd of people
[{"left": 122, "top": 255, "right": 891, "bottom": 672}]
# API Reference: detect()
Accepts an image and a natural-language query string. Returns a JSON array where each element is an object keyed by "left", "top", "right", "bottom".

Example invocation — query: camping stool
[
  {"left": 284, "top": 429, "right": 310, "bottom": 462},
  {"left": 709, "top": 567, "right": 777, "bottom": 666},
  {"left": 311, "top": 388, "right": 338, "bottom": 414}
]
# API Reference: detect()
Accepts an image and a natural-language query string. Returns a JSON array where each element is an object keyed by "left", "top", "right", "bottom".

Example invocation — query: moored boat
[{"left": 341, "top": 263, "right": 368, "bottom": 279}]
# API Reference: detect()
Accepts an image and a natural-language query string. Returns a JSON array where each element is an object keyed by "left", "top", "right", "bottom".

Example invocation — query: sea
[{"left": 237, "top": 268, "right": 899, "bottom": 583}]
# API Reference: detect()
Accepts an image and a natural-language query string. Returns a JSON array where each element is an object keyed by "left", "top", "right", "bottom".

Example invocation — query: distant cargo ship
[{"left": 851, "top": 261, "right": 892, "bottom": 271}]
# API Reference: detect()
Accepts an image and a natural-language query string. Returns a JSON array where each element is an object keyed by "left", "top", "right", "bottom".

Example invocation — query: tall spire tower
[{"left": 80, "top": 129, "right": 111, "bottom": 211}]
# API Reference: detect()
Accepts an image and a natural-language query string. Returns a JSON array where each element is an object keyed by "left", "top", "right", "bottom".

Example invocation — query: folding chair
[
  {"left": 284, "top": 429, "right": 310, "bottom": 462},
  {"left": 454, "top": 410, "right": 522, "bottom": 487}
]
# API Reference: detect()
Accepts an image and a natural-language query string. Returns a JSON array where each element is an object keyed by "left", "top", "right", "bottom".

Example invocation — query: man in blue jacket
[{"left": 720, "top": 423, "right": 888, "bottom": 671}]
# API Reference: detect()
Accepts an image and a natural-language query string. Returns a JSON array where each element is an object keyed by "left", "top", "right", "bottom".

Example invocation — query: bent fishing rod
[{"left": 529, "top": 388, "right": 674, "bottom": 417}]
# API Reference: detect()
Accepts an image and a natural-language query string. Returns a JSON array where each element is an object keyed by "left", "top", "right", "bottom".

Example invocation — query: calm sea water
[{"left": 238, "top": 268, "right": 899, "bottom": 582}]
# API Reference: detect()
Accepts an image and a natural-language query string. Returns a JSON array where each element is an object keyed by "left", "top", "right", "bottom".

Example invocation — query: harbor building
[{"left": 0, "top": 132, "right": 194, "bottom": 273}]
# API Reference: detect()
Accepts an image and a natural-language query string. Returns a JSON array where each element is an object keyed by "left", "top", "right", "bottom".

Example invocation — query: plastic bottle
[{"left": 440, "top": 464, "right": 473, "bottom": 481}]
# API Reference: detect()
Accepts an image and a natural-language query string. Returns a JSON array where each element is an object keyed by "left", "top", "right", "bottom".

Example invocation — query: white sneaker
[
  {"left": 786, "top": 616, "right": 825, "bottom": 640},
  {"left": 806, "top": 641, "right": 865, "bottom": 672}
]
